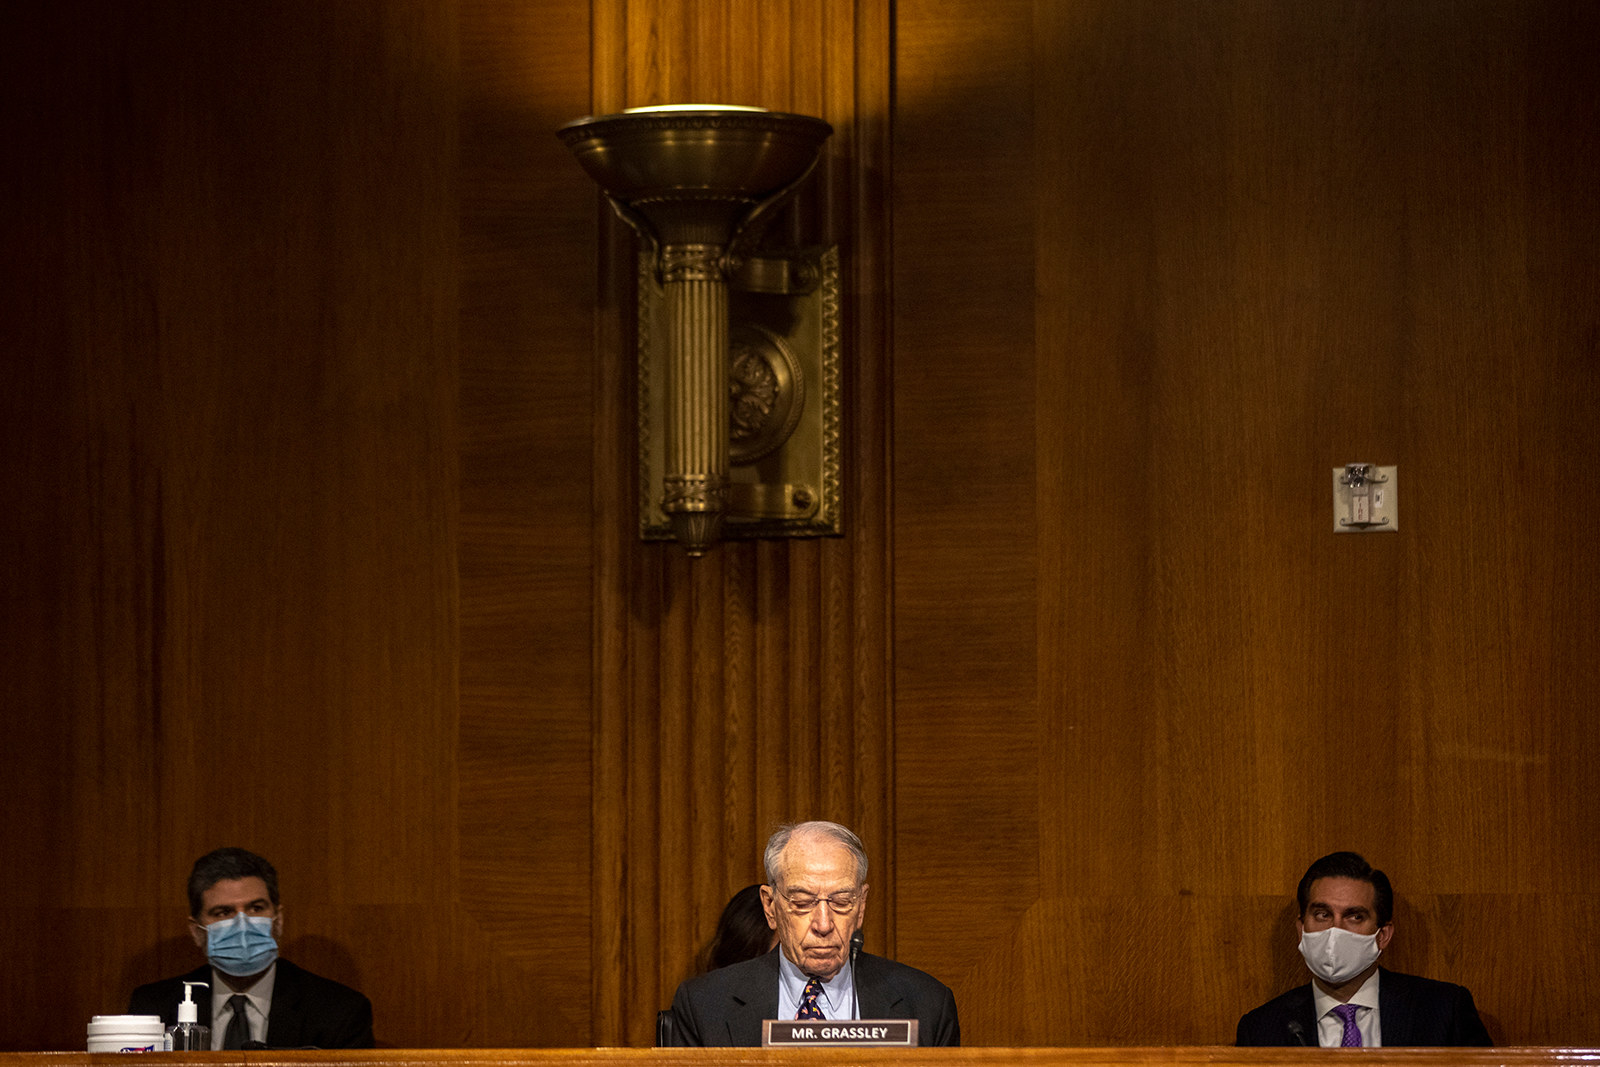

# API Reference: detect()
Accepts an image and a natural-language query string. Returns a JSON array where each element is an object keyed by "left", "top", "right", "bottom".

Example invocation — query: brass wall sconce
[{"left": 558, "top": 105, "right": 840, "bottom": 556}]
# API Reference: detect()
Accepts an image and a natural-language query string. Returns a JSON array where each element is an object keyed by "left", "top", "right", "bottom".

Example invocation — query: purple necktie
[
  {"left": 1331, "top": 1004, "right": 1362, "bottom": 1047},
  {"left": 796, "top": 976, "right": 825, "bottom": 1020}
]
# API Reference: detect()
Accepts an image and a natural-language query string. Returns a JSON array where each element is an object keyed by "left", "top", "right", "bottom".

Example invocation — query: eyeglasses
[{"left": 778, "top": 889, "right": 861, "bottom": 916}]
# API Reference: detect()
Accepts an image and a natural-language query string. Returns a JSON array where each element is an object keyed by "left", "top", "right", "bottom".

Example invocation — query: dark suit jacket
[
  {"left": 128, "top": 960, "right": 375, "bottom": 1049},
  {"left": 1236, "top": 968, "right": 1491, "bottom": 1047},
  {"left": 668, "top": 948, "right": 960, "bottom": 1047}
]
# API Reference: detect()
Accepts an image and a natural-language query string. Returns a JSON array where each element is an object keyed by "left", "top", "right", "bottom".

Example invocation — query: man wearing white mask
[
  {"left": 1236, "top": 851, "right": 1491, "bottom": 1047},
  {"left": 128, "top": 847, "right": 374, "bottom": 1048}
]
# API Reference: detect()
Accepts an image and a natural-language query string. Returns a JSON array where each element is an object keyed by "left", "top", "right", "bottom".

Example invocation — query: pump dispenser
[{"left": 165, "top": 981, "right": 210, "bottom": 1050}]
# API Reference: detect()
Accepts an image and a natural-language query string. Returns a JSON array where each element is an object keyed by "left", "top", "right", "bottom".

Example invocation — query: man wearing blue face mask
[
  {"left": 1235, "top": 851, "right": 1491, "bottom": 1047},
  {"left": 128, "top": 847, "right": 374, "bottom": 1048}
]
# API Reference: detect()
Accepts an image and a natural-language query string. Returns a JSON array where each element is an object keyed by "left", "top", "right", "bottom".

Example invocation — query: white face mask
[{"left": 1298, "top": 926, "right": 1381, "bottom": 985}]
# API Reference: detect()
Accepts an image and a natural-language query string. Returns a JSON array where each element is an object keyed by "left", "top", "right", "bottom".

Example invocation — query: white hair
[{"left": 763, "top": 821, "right": 869, "bottom": 885}]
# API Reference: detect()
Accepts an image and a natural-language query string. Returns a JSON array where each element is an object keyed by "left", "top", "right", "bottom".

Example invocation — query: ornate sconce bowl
[
  {"left": 560, "top": 105, "right": 837, "bottom": 557},
  {"left": 558, "top": 106, "right": 834, "bottom": 249}
]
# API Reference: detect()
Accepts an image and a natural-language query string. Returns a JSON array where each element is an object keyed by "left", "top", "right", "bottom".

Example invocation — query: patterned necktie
[
  {"left": 222, "top": 995, "right": 251, "bottom": 1049},
  {"left": 796, "top": 976, "right": 825, "bottom": 1020},
  {"left": 1331, "top": 1003, "right": 1362, "bottom": 1047}
]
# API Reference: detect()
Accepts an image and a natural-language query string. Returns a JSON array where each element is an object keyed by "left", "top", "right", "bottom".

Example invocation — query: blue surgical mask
[{"left": 205, "top": 913, "right": 279, "bottom": 977}]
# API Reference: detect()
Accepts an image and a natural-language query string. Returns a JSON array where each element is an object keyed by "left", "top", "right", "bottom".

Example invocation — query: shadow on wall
[{"left": 121, "top": 936, "right": 198, "bottom": 1012}]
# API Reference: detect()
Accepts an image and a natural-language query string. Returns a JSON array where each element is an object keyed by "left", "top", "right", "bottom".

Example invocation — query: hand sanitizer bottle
[{"left": 165, "top": 981, "right": 210, "bottom": 1050}]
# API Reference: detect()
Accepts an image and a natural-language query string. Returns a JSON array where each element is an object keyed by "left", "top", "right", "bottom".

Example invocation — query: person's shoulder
[
  {"left": 128, "top": 964, "right": 211, "bottom": 1010},
  {"left": 1234, "top": 983, "right": 1312, "bottom": 1045},
  {"left": 1378, "top": 967, "right": 1492, "bottom": 1046},
  {"left": 1237, "top": 983, "right": 1312, "bottom": 1023},
  {"left": 860, "top": 952, "right": 954, "bottom": 996},
  {"left": 677, "top": 950, "right": 777, "bottom": 997},
  {"left": 269, "top": 959, "right": 376, "bottom": 1048},
  {"left": 275, "top": 958, "right": 372, "bottom": 1004},
  {"left": 133, "top": 962, "right": 211, "bottom": 989},
  {"left": 1380, "top": 968, "right": 1477, "bottom": 999}
]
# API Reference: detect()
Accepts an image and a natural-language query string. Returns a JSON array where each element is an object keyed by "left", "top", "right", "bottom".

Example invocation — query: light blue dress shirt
[{"left": 775, "top": 949, "right": 858, "bottom": 1021}]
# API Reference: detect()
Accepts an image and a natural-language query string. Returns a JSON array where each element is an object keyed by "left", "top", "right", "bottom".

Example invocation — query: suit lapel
[
  {"left": 854, "top": 955, "right": 902, "bottom": 1020},
  {"left": 1377, "top": 969, "right": 1412, "bottom": 1046},
  {"left": 263, "top": 960, "right": 298, "bottom": 1047},
  {"left": 1285, "top": 985, "right": 1317, "bottom": 1045}
]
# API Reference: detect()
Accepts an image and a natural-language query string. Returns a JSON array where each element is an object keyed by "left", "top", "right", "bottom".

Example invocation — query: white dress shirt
[
  {"left": 208, "top": 964, "right": 276, "bottom": 1049},
  {"left": 1312, "top": 969, "right": 1382, "bottom": 1047}
]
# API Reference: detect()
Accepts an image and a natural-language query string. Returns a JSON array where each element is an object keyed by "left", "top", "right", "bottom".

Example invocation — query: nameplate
[{"left": 762, "top": 1019, "right": 919, "bottom": 1047}]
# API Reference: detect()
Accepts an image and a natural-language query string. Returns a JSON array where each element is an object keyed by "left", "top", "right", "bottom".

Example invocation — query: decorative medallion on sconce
[
  {"left": 730, "top": 323, "right": 802, "bottom": 465},
  {"left": 558, "top": 105, "right": 840, "bottom": 556},
  {"left": 637, "top": 248, "right": 840, "bottom": 540}
]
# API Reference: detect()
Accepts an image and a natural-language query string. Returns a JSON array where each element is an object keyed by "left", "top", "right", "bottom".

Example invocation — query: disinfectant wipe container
[{"left": 87, "top": 1015, "right": 165, "bottom": 1052}]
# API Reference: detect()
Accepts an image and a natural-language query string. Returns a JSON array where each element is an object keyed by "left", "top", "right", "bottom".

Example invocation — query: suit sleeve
[
  {"left": 1235, "top": 1012, "right": 1267, "bottom": 1047},
  {"left": 127, "top": 982, "right": 173, "bottom": 1024},
  {"left": 1447, "top": 985, "right": 1493, "bottom": 1047},
  {"left": 925, "top": 982, "right": 960, "bottom": 1046},
  {"left": 318, "top": 990, "right": 375, "bottom": 1049},
  {"left": 666, "top": 980, "right": 706, "bottom": 1047},
  {"left": 1235, "top": 1005, "right": 1294, "bottom": 1047}
]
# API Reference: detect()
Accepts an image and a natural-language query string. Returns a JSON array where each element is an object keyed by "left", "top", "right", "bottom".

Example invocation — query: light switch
[{"left": 1332, "top": 464, "right": 1398, "bottom": 532}]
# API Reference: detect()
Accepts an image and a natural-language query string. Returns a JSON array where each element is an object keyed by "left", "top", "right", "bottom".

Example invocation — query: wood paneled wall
[
  {"left": 2, "top": 0, "right": 1596, "bottom": 1054},
  {"left": 1, "top": 0, "right": 896, "bottom": 1051},
  {"left": 1, "top": 0, "right": 467, "bottom": 1051},
  {"left": 458, "top": 0, "right": 596, "bottom": 1047},
  {"left": 580, "top": 0, "right": 897, "bottom": 1046},
  {"left": 892, "top": 0, "right": 1600, "bottom": 1047}
]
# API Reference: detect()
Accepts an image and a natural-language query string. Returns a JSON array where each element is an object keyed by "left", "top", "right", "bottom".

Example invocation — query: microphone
[
  {"left": 849, "top": 931, "right": 864, "bottom": 1021},
  {"left": 1286, "top": 1021, "right": 1309, "bottom": 1046}
]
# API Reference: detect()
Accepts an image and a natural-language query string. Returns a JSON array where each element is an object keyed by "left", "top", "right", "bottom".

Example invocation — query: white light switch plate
[{"left": 1332, "top": 465, "right": 1398, "bottom": 532}]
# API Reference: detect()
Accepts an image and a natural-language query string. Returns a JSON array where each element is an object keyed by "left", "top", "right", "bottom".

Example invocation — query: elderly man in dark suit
[
  {"left": 667, "top": 821, "right": 959, "bottom": 1046},
  {"left": 128, "top": 847, "right": 373, "bottom": 1049},
  {"left": 1236, "top": 851, "right": 1491, "bottom": 1047}
]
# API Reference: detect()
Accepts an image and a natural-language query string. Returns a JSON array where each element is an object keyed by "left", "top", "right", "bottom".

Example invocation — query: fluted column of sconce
[
  {"left": 659, "top": 245, "right": 730, "bottom": 555},
  {"left": 557, "top": 105, "right": 832, "bottom": 555}
]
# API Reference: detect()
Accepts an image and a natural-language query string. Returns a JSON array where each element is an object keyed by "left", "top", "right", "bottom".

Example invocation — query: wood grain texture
[
  {"left": 585, "top": 0, "right": 896, "bottom": 1045},
  {"left": 4, "top": 0, "right": 1596, "bottom": 1053},
  {"left": 459, "top": 0, "right": 597, "bottom": 1047},
  {"left": 893, "top": 0, "right": 1600, "bottom": 1048},
  {"left": 0, "top": 0, "right": 460, "bottom": 1050}
]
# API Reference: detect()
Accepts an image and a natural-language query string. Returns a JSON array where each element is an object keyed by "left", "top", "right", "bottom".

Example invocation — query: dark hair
[
  {"left": 699, "top": 884, "right": 774, "bottom": 972},
  {"left": 187, "top": 847, "right": 280, "bottom": 917},
  {"left": 1297, "top": 851, "right": 1393, "bottom": 927}
]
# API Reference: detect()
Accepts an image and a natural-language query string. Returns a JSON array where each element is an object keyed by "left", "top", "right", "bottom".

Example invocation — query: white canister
[{"left": 86, "top": 1014, "right": 166, "bottom": 1053}]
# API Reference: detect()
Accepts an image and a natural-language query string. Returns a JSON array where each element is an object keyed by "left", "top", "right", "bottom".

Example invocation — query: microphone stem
[{"left": 849, "top": 934, "right": 862, "bottom": 1021}]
